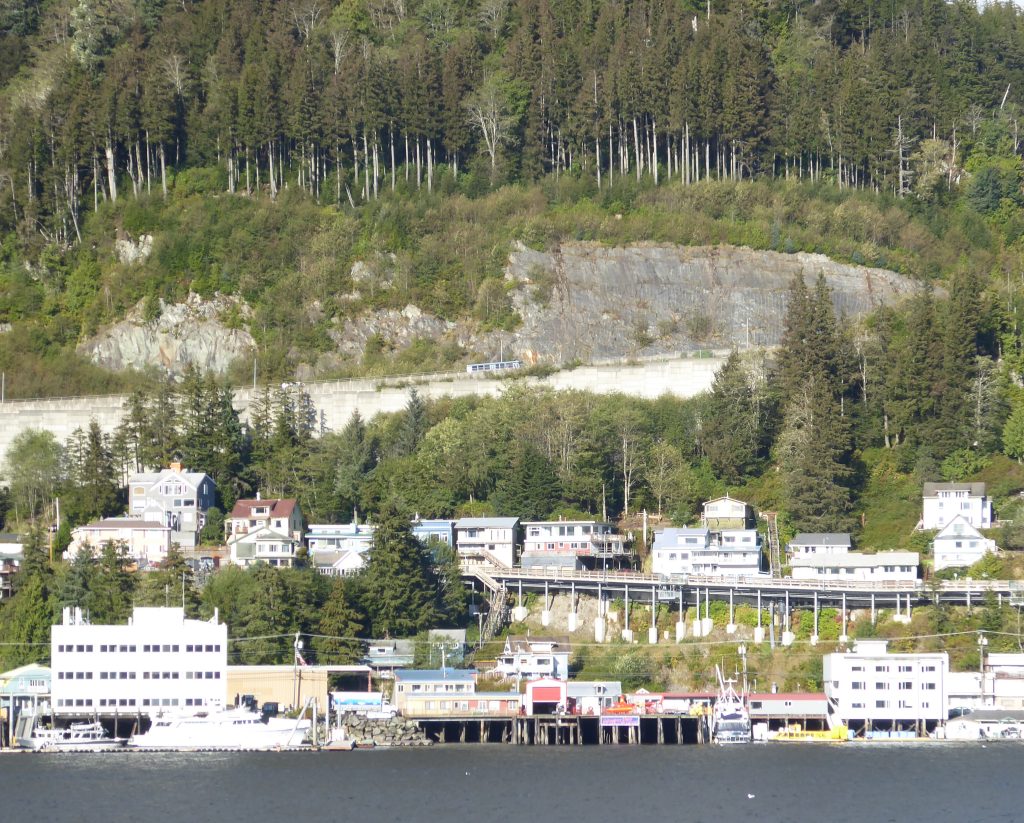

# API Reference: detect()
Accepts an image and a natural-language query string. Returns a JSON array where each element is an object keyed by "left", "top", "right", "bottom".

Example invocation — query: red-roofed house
[{"left": 226, "top": 496, "right": 304, "bottom": 567}]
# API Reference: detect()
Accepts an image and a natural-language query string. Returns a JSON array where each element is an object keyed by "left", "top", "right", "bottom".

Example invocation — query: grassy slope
[{"left": 0, "top": 170, "right": 993, "bottom": 398}]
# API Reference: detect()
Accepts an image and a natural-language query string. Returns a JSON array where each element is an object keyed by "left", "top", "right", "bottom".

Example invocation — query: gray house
[{"left": 127, "top": 462, "right": 217, "bottom": 549}]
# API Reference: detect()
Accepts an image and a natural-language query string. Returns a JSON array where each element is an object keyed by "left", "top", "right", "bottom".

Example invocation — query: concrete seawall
[{"left": 0, "top": 354, "right": 727, "bottom": 460}]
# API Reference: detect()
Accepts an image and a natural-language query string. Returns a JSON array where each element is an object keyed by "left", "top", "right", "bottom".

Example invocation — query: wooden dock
[{"left": 413, "top": 714, "right": 707, "bottom": 745}]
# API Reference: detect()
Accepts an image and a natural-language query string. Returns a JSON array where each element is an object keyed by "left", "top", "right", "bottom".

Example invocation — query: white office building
[
  {"left": 51, "top": 606, "right": 227, "bottom": 717},
  {"left": 823, "top": 640, "right": 948, "bottom": 733}
]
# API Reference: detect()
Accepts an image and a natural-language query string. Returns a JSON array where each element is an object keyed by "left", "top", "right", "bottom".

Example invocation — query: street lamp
[{"left": 978, "top": 632, "right": 989, "bottom": 708}]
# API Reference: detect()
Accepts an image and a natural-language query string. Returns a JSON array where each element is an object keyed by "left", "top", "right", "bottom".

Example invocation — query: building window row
[
  {"left": 57, "top": 698, "right": 94, "bottom": 707},
  {"left": 142, "top": 698, "right": 181, "bottom": 707},
  {"left": 99, "top": 671, "right": 138, "bottom": 680},
  {"left": 99, "top": 644, "right": 138, "bottom": 653},
  {"left": 57, "top": 672, "right": 94, "bottom": 680},
  {"left": 143, "top": 644, "right": 180, "bottom": 653},
  {"left": 185, "top": 644, "right": 221, "bottom": 653},
  {"left": 143, "top": 672, "right": 180, "bottom": 680},
  {"left": 185, "top": 671, "right": 221, "bottom": 680},
  {"left": 57, "top": 644, "right": 94, "bottom": 652},
  {"left": 99, "top": 698, "right": 137, "bottom": 707}
]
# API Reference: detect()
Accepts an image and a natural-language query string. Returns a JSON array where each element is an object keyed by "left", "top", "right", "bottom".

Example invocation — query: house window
[{"left": 875, "top": 700, "right": 888, "bottom": 709}]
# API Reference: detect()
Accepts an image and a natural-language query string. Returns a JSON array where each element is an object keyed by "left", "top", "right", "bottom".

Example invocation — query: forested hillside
[{"left": 4, "top": 1, "right": 1024, "bottom": 393}]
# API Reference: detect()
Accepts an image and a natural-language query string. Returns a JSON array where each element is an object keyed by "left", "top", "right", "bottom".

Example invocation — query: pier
[{"left": 413, "top": 714, "right": 706, "bottom": 745}]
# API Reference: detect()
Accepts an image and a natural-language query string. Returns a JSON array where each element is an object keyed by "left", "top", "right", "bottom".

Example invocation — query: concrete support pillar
[
  {"left": 754, "top": 590, "right": 764, "bottom": 644},
  {"left": 568, "top": 613, "right": 579, "bottom": 633},
  {"left": 541, "top": 581, "right": 551, "bottom": 627},
  {"left": 692, "top": 587, "right": 703, "bottom": 637},
  {"left": 810, "top": 591, "right": 819, "bottom": 646},
  {"left": 595, "top": 616, "right": 606, "bottom": 643},
  {"left": 700, "top": 587, "right": 713, "bottom": 636},
  {"left": 675, "top": 621, "right": 687, "bottom": 642},
  {"left": 622, "top": 585, "right": 632, "bottom": 641},
  {"left": 871, "top": 592, "right": 876, "bottom": 625},
  {"left": 726, "top": 589, "right": 737, "bottom": 635},
  {"left": 839, "top": 592, "right": 848, "bottom": 644},
  {"left": 649, "top": 586, "right": 658, "bottom": 644},
  {"left": 512, "top": 580, "right": 528, "bottom": 623}
]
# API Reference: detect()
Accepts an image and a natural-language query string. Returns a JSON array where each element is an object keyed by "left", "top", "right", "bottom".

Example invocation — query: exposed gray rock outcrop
[
  {"left": 504, "top": 242, "right": 921, "bottom": 364},
  {"left": 339, "top": 714, "right": 433, "bottom": 747},
  {"left": 78, "top": 293, "right": 256, "bottom": 377}
]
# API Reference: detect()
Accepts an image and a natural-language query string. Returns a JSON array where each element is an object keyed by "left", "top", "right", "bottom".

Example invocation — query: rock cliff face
[
  {"left": 504, "top": 243, "right": 921, "bottom": 363},
  {"left": 78, "top": 293, "right": 256, "bottom": 377}
]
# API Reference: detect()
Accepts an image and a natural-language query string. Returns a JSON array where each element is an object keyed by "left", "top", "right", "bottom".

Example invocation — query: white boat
[
  {"left": 129, "top": 707, "right": 311, "bottom": 750},
  {"left": 15, "top": 715, "right": 126, "bottom": 752},
  {"left": 712, "top": 666, "right": 751, "bottom": 744}
]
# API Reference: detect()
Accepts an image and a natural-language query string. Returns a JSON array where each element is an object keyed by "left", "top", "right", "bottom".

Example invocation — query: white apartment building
[
  {"left": 789, "top": 551, "right": 919, "bottom": 582},
  {"left": 128, "top": 463, "right": 216, "bottom": 549},
  {"left": 823, "top": 640, "right": 948, "bottom": 732},
  {"left": 921, "top": 482, "right": 993, "bottom": 531},
  {"left": 51, "top": 606, "right": 227, "bottom": 717},
  {"left": 454, "top": 517, "right": 520, "bottom": 568},
  {"left": 932, "top": 515, "right": 997, "bottom": 571},
  {"left": 68, "top": 518, "right": 172, "bottom": 567},
  {"left": 305, "top": 523, "right": 375, "bottom": 553},
  {"left": 651, "top": 527, "right": 762, "bottom": 577},
  {"left": 788, "top": 533, "right": 852, "bottom": 557},
  {"left": 520, "top": 520, "right": 628, "bottom": 567},
  {"left": 227, "top": 498, "right": 304, "bottom": 567}
]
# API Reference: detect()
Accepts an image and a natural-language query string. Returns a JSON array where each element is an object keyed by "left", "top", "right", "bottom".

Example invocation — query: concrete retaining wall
[{"left": 0, "top": 354, "right": 727, "bottom": 462}]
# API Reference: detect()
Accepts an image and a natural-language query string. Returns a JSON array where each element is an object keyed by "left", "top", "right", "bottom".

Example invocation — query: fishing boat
[
  {"left": 15, "top": 714, "right": 126, "bottom": 752},
  {"left": 129, "top": 706, "right": 310, "bottom": 750},
  {"left": 711, "top": 666, "right": 751, "bottom": 744}
]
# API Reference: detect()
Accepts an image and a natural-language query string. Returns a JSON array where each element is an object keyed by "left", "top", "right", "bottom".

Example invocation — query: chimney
[
  {"left": 256, "top": 490, "right": 261, "bottom": 501},
  {"left": 169, "top": 461, "right": 183, "bottom": 472}
]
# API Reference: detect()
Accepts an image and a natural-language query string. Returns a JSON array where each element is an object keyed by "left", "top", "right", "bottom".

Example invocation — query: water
[{"left": 5, "top": 744, "right": 1021, "bottom": 823}]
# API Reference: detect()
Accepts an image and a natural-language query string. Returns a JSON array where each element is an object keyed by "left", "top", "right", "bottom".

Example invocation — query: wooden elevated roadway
[{"left": 464, "top": 563, "right": 1021, "bottom": 624}]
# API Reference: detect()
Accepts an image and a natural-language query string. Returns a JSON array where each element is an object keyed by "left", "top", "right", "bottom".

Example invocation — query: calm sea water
[{"left": 4, "top": 743, "right": 1021, "bottom": 823}]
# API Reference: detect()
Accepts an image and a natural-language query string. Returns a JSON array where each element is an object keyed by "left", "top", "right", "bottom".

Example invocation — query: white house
[
  {"left": 311, "top": 549, "right": 366, "bottom": 577},
  {"left": 227, "top": 498, "right": 304, "bottom": 568},
  {"left": 789, "top": 551, "right": 920, "bottom": 582},
  {"left": 492, "top": 636, "right": 571, "bottom": 681},
  {"left": 127, "top": 463, "right": 216, "bottom": 549},
  {"left": 932, "top": 515, "right": 997, "bottom": 571},
  {"left": 823, "top": 639, "right": 948, "bottom": 733},
  {"left": 392, "top": 668, "right": 476, "bottom": 713},
  {"left": 701, "top": 496, "right": 753, "bottom": 529},
  {"left": 651, "top": 527, "right": 711, "bottom": 577},
  {"left": 68, "top": 518, "right": 172, "bottom": 567},
  {"left": 305, "top": 522, "right": 375, "bottom": 553},
  {"left": 651, "top": 527, "right": 762, "bottom": 578},
  {"left": 0, "top": 534, "right": 23, "bottom": 600},
  {"left": 788, "top": 533, "right": 852, "bottom": 557},
  {"left": 921, "top": 482, "right": 993, "bottom": 531},
  {"left": 520, "top": 520, "right": 629, "bottom": 568},
  {"left": 51, "top": 606, "right": 227, "bottom": 717},
  {"left": 454, "top": 517, "right": 520, "bottom": 568}
]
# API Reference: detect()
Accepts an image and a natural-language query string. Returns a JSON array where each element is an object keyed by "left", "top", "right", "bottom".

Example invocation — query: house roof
[
  {"left": 230, "top": 498, "right": 298, "bottom": 519},
  {"left": 703, "top": 495, "right": 749, "bottom": 508},
  {"left": 652, "top": 527, "right": 710, "bottom": 549},
  {"left": 790, "top": 551, "right": 919, "bottom": 568},
  {"left": 228, "top": 526, "right": 295, "bottom": 544},
  {"left": 522, "top": 519, "right": 610, "bottom": 527},
  {"left": 504, "top": 635, "right": 570, "bottom": 653},
  {"left": 790, "top": 533, "right": 852, "bottom": 547},
  {"left": 934, "top": 515, "right": 985, "bottom": 540},
  {"left": 455, "top": 517, "right": 520, "bottom": 528},
  {"left": 79, "top": 518, "right": 168, "bottom": 530},
  {"left": 567, "top": 681, "right": 622, "bottom": 697},
  {"left": 311, "top": 549, "right": 364, "bottom": 569},
  {"left": 394, "top": 668, "right": 476, "bottom": 683},
  {"left": 748, "top": 692, "right": 826, "bottom": 702},
  {"left": 922, "top": 482, "right": 987, "bottom": 497},
  {"left": 129, "top": 468, "right": 211, "bottom": 486}
]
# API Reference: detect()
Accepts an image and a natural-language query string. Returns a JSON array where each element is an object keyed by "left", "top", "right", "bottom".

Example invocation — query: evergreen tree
[
  {"left": 490, "top": 442, "right": 561, "bottom": 520},
  {"left": 313, "top": 579, "right": 365, "bottom": 663},
  {"left": 1003, "top": 394, "right": 1024, "bottom": 462},
  {"left": 362, "top": 502, "right": 441, "bottom": 637},
  {"left": 702, "top": 351, "right": 771, "bottom": 481},
  {"left": 394, "top": 389, "right": 428, "bottom": 457}
]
